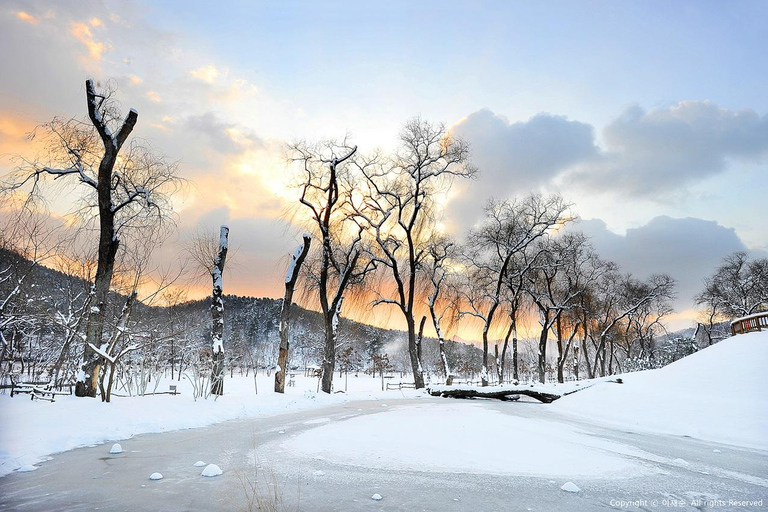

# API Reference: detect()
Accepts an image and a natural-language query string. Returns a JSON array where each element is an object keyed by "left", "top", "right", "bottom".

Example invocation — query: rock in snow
[
  {"left": 193, "top": 460, "right": 206, "bottom": 467},
  {"left": 109, "top": 443, "right": 123, "bottom": 454},
  {"left": 149, "top": 472, "right": 163, "bottom": 481},
  {"left": 560, "top": 482, "right": 580, "bottom": 493},
  {"left": 201, "top": 464, "right": 223, "bottom": 477},
  {"left": 371, "top": 494, "right": 383, "bottom": 501}
]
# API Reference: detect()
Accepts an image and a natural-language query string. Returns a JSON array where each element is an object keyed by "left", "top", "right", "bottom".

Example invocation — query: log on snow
[{"left": 427, "top": 387, "right": 561, "bottom": 403}]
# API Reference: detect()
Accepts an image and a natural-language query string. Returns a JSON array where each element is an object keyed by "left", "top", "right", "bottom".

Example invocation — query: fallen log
[{"left": 427, "top": 385, "right": 561, "bottom": 403}]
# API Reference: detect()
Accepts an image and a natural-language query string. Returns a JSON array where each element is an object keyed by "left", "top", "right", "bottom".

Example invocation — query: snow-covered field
[
  {"left": 553, "top": 330, "right": 768, "bottom": 450},
  {"left": 1, "top": 331, "right": 766, "bottom": 481}
]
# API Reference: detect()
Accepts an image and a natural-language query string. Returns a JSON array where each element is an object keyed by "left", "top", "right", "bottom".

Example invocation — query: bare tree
[
  {"left": 355, "top": 118, "right": 475, "bottom": 388},
  {"left": 275, "top": 234, "right": 311, "bottom": 393},
  {"left": 424, "top": 237, "right": 457, "bottom": 385},
  {"left": 462, "top": 195, "right": 571, "bottom": 385},
  {"left": 3, "top": 79, "right": 180, "bottom": 398},
  {"left": 585, "top": 271, "right": 676, "bottom": 377},
  {"left": 695, "top": 251, "right": 768, "bottom": 343},
  {"left": 292, "top": 140, "right": 375, "bottom": 394},
  {"left": 525, "top": 232, "right": 590, "bottom": 383}
]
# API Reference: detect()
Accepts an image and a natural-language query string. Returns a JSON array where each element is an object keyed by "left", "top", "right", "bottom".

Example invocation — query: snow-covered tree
[
  {"left": 275, "top": 234, "right": 311, "bottom": 393},
  {"left": 2, "top": 79, "right": 180, "bottom": 398},
  {"left": 695, "top": 252, "right": 768, "bottom": 343},
  {"left": 188, "top": 226, "right": 229, "bottom": 395}
]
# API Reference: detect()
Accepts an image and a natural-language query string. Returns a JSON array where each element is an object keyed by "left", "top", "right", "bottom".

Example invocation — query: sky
[{"left": 1, "top": 0, "right": 766, "bottom": 335}]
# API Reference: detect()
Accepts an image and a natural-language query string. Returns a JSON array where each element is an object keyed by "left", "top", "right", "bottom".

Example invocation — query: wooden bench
[{"left": 9, "top": 379, "right": 70, "bottom": 402}]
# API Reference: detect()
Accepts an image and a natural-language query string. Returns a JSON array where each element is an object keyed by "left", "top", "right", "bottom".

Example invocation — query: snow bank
[
  {"left": 553, "top": 331, "right": 768, "bottom": 449},
  {"left": 0, "top": 373, "right": 421, "bottom": 477}
]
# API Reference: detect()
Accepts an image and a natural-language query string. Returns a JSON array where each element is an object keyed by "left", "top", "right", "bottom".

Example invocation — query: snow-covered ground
[
  {"left": 280, "top": 400, "right": 662, "bottom": 478},
  {"left": 0, "top": 371, "right": 421, "bottom": 477},
  {"left": 1, "top": 331, "right": 766, "bottom": 481},
  {"left": 552, "top": 330, "right": 768, "bottom": 450}
]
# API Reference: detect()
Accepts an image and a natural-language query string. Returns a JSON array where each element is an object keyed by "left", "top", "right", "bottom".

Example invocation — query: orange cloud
[
  {"left": 146, "top": 91, "right": 162, "bottom": 103},
  {"left": 16, "top": 11, "right": 39, "bottom": 25},
  {"left": 89, "top": 17, "right": 102, "bottom": 27},
  {"left": 129, "top": 75, "right": 143, "bottom": 85},
  {"left": 0, "top": 113, "right": 36, "bottom": 158},
  {"left": 70, "top": 22, "right": 111, "bottom": 59}
]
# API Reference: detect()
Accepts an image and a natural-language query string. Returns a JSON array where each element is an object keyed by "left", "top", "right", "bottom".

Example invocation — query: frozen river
[{"left": 1, "top": 397, "right": 766, "bottom": 511}]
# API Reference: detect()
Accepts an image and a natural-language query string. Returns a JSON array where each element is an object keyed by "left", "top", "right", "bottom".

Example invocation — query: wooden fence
[
  {"left": 731, "top": 312, "right": 768, "bottom": 335},
  {"left": 385, "top": 382, "right": 416, "bottom": 391}
]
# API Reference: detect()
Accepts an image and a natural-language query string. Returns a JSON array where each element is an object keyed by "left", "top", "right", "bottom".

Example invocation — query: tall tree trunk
[
  {"left": 429, "top": 300, "right": 453, "bottom": 385},
  {"left": 76, "top": 79, "right": 137, "bottom": 398},
  {"left": 210, "top": 226, "right": 229, "bottom": 396},
  {"left": 275, "top": 235, "right": 311, "bottom": 393},
  {"left": 407, "top": 313, "right": 425, "bottom": 388},
  {"left": 555, "top": 315, "right": 564, "bottom": 383},
  {"left": 538, "top": 310, "right": 550, "bottom": 383},
  {"left": 497, "top": 320, "right": 513, "bottom": 384},
  {"left": 320, "top": 310, "right": 337, "bottom": 394}
]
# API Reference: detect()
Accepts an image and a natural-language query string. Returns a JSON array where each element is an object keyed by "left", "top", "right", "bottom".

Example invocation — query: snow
[
  {"left": 17, "top": 465, "right": 37, "bottom": 472},
  {"left": 193, "top": 460, "right": 206, "bottom": 467},
  {"left": 560, "top": 482, "right": 580, "bottom": 493},
  {"left": 552, "top": 331, "right": 768, "bottom": 450},
  {"left": 201, "top": 463, "right": 222, "bottom": 477},
  {"left": 285, "top": 241, "right": 307, "bottom": 283},
  {"left": 0, "top": 372, "right": 421, "bottom": 477},
  {"left": 1, "top": 332, "right": 765, "bottom": 481},
  {"left": 280, "top": 401, "right": 657, "bottom": 478},
  {"left": 149, "top": 472, "right": 163, "bottom": 480},
  {"left": 730, "top": 311, "right": 768, "bottom": 325},
  {"left": 109, "top": 443, "right": 123, "bottom": 454},
  {"left": 371, "top": 494, "right": 383, "bottom": 501}
]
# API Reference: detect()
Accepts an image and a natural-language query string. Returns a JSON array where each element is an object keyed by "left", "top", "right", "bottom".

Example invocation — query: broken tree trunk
[
  {"left": 210, "top": 226, "right": 229, "bottom": 396},
  {"left": 275, "top": 234, "right": 311, "bottom": 393}
]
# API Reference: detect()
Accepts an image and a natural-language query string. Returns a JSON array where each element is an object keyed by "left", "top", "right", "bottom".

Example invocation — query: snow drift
[{"left": 553, "top": 331, "right": 768, "bottom": 449}]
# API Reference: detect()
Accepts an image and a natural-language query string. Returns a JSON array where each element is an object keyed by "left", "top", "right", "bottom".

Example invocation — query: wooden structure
[{"left": 731, "top": 312, "right": 768, "bottom": 335}]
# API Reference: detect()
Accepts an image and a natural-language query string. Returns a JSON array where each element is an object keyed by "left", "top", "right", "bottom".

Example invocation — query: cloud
[
  {"left": 69, "top": 21, "right": 111, "bottom": 59},
  {"left": 16, "top": 11, "right": 39, "bottom": 25},
  {"left": 185, "top": 112, "right": 264, "bottom": 155},
  {"left": 565, "top": 101, "right": 768, "bottom": 196},
  {"left": 446, "top": 108, "right": 598, "bottom": 231},
  {"left": 572, "top": 216, "right": 750, "bottom": 315},
  {"left": 145, "top": 90, "right": 162, "bottom": 103},
  {"left": 190, "top": 64, "right": 221, "bottom": 84}
]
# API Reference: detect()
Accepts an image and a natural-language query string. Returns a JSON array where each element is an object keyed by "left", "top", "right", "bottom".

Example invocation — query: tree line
[{"left": 1, "top": 78, "right": 766, "bottom": 400}]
